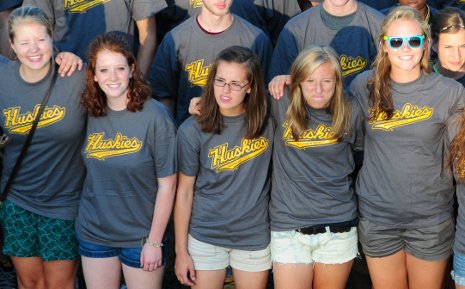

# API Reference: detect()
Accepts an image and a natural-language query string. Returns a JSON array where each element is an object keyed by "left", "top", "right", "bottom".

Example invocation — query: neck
[
  {"left": 19, "top": 61, "right": 51, "bottom": 83},
  {"left": 197, "top": 12, "right": 233, "bottom": 33},
  {"left": 322, "top": 0, "right": 357, "bottom": 17},
  {"left": 390, "top": 67, "right": 422, "bottom": 84},
  {"left": 435, "top": 62, "right": 465, "bottom": 79},
  {"left": 107, "top": 95, "right": 128, "bottom": 111}
]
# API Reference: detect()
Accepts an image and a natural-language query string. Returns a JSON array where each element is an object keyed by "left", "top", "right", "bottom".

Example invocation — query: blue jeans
[
  {"left": 453, "top": 252, "right": 465, "bottom": 286},
  {"left": 77, "top": 236, "right": 168, "bottom": 268}
]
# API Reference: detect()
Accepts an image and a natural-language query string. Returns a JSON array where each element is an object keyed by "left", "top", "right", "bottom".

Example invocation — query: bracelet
[{"left": 145, "top": 238, "right": 163, "bottom": 248}]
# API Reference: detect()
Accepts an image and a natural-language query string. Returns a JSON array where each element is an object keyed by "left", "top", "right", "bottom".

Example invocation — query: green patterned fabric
[{"left": 0, "top": 200, "right": 78, "bottom": 261}]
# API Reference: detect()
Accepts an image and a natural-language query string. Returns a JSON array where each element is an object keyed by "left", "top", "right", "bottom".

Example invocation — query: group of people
[{"left": 2, "top": 1, "right": 465, "bottom": 289}]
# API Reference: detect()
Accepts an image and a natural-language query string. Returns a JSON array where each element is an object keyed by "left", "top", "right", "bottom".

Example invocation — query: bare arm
[
  {"left": 135, "top": 16, "right": 157, "bottom": 77},
  {"left": 174, "top": 173, "right": 197, "bottom": 286},
  {"left": 140, "top": 174, "right": 177, "bottom": 271}
]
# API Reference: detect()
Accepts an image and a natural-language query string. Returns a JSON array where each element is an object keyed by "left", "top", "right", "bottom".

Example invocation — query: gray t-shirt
[
  {"left": 76, "top": 99, "right": 176, "bottom": 247},
  {"left": 152, "top": 15, "right": 272, "bottom": 124},
  {"left": 0, "top": 61, "right": 86, "bottom": 220},
  {"left": 269, "top": 3, "right": 383, "bottom": 88},
  {"left": 177, "top": 115, "right": 273, "bottom": 250},
  {"left": 23, "top": 0, "right": 167, "bottom": 59},
  {"left": 269, "top": 90, "right": 362, "bottom": 231},
  {"left": 350, "top": 70, "right": 465, "bottom": 228}
]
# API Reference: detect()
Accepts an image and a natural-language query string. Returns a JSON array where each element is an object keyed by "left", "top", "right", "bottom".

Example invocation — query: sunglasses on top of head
[{"left": 383, "top": 35, "right": 425, "bottom": 49}]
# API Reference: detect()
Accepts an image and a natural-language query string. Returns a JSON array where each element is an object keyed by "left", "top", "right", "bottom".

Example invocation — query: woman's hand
[
  {"left": 55, "top": 52, "right": 83, "bottom": 77},
  {"left": 140, "top": 243, "right": 163, "bottom": 272},
  {"left": 268, "top": 75, "right": 291, "bottom": 100},
  {"left": 175, "top": 251, "right": 196, "bottom": 286},
  {"left": 189, "top": 97, "right": 202, "bottom": 116}
]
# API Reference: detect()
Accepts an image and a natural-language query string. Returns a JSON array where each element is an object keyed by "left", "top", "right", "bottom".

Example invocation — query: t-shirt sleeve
[
  {"left": 449, "top": 83, "right": 465, "bottom": 116},
  {"left": 132, "top": 0, "right": 167, "bottom": 20},
  {"left": 22, "top": 0, "right": 53, "bottom": 18},
  {"left": 153, "top": 104, "right": 177, "bottom": 178},
  {"left": 176, "top": 119, "right": 201, "bottom": 177},
  {"left": 251, "top": 32, "right": 273, "bottom": 78},
  {"left": 268, "top": 26, "right": 299, "bottom": 80},
  {"left": 350, "top": 98, "right": 365, "bottom": 151},
  {"left": 152, "top": 33, "right": 178, "bottom": 100}
]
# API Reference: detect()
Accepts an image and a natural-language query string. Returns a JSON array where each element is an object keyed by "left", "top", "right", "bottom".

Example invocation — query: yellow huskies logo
[
  {"left": 370, "top": 103, "right": 434, "bottom": 131},
  {"left": 190, "top": 0, "right": 203, "bottom": 8},
  {"left": 85, "top": 132, "right": 142, "bottom": 160},
  {"left": 3, "top": 105, "right": 65, "bottom": 134},
  {"left": 340, "top": 55, "right": 367, "bottom": 77},
  {"left": 208, "top": 137, "right": 269, "bottom": 172},
  {"left": 282, "top": 123, "right": 338, "bottom": 149},
  {"left": 64, "top": 0, "right": 111, "bottom": 13},
  {"left": 186, "top": 59, "right": 211, "bottom": 87}
]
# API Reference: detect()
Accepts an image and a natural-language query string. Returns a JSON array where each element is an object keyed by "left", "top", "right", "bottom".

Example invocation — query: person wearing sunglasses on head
[
  {"left": 350, "top": 6, "right": 465, "bottom": 289},
  {"left": 431, "top": 7, "right": 465, "bottom": 87}
]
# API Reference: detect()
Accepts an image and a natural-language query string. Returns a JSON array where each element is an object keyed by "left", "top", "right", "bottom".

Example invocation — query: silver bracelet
[{"left": 145, "top": 238, "right": 163, "bottom": 248}]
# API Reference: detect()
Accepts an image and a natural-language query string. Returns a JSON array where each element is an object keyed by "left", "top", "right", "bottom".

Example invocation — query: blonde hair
[
  {"left": 286, "top": 46, "right": 350, "bottom": 140},
  {"left": 9, "top": 6, "right": 53, "bottom": 43},
  {"left": 369, "top": 6, "right": 431, "bottom": 121}
]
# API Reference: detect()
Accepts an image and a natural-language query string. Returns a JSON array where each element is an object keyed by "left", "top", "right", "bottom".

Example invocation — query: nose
[
  {"left": 109, "top": 69, "right": 118, "bottom": 80},
  {"left": 30, "top": 41, "right": 39, "bottom": 52},
  {"left": 453, "top": 47, "right": 461, "bottom": 59},
  {"left": 222, "top": 83, "right": 231, "bottom": 92}
]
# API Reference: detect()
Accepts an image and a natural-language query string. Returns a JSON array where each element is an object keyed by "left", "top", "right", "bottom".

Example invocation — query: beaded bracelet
[{"left": 145, "top": 238, "right": 163, "bottom": 248}]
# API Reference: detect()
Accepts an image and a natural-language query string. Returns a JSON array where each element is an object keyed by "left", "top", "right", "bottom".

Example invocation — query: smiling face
[
  {"left": 10, "top": 21, "right": 52, "bottom": 79},
  {"left": 300, "top": 61, "right": 336, "bottom": 110},
  {"left": 383, "top": 18, "right": 425, "bottom": 82},
  {"left": 94, "top": 50, "right": 133, "bottom": 107},
  {"left": 437, "top": 30, "right": 465, "bottom": 72},
  {"left": 213, "top": 60, "right": 251, "bottom": 116}
]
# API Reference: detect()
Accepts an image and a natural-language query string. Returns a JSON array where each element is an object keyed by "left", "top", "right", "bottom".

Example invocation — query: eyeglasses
[
  {"left": 383, "top": 35, "right": 425, "bottom": 49},
  {"left": 214, "top": 78, "right": 249, "bottom": 91}
]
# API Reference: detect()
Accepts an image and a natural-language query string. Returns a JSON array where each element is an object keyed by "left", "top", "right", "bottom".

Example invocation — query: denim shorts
[
  {"left": 188, "top": 234, "right": 271, "bottom": 272},
  {"left": 358, "top": 218, "right": 454, "bottom": 261},
  {"left": 0, "top": 200, "right": 79, "bottom": 261},
  {"left": 452, "top": 252, "right": 465, "bottom": 286},
  {"left": 270, "top": 227, "right": 358, "bottom": 264},
  {"left": 78, "top": 236, "right": 168, "bottom": 268}
]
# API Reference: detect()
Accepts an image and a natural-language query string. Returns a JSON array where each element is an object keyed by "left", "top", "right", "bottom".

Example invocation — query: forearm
[
  {"left": 174, "top": 173, "right": 195, "bottom": 255},
  {"left": 136, "top": 16, "right": 157, "bottom": 77},
  {"left": 147, "top": 174, "right": 177, "bottom": 244}
]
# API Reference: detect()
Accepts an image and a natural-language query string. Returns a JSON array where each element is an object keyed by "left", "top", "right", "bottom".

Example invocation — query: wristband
[{"left": 144, "top": 238, "right": 163, "bottom": 248}]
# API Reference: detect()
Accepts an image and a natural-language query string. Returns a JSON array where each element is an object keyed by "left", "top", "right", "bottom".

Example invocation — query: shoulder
[
  {"left": 232, "top": 15, "right": 266, "bottom": 36},
  {"left": 178, "top": 116, "right": 201, "bottom": 135},
  {"left": 167, "top": 16, "right": 196, "bottom": 37},
  {"left": 357, "top": 2, "right": 385, "bottom": 23}
]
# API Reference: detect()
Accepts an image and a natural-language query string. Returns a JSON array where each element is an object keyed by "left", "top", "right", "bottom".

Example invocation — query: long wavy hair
[
  {"left": 286, "top": 46, "right": 350, "bottom": 140},
  {"left": 369, "top": 6, "right": 431, "bottom": 121},
  {"left": 449, "top": 112, "right": 465, "bottom": 183},
  {"left": 81, "top": 33, "right": 151, "bottom": 117},
  {"left": 197, "top": 46, "right": 268, "bottom": 139}
]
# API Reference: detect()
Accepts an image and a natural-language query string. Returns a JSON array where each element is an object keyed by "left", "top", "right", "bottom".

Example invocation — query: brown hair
[
  {"left": 81, "top": 33, "right": 151, "bottom": 117},
  {"left": 197, "top": 46, "right": 268, "bottom": 139},
  {"left": 431, "top": 7, "right": 465, "bottom": 44},
  {"left": 286, "top": 46, "right": 350, "bottom": 140},
  {"left": 369, "top": 6, "right": 431, "bottom": 121},
  {"left": 449, "top": 112, "right": 465, "bottom": 183}
]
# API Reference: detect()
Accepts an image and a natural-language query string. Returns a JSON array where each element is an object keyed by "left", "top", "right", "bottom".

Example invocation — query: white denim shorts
[
  {"left": 270, "top": 227, "right": 358, "bottom": 264},
  {"left": 188, "top": 234, "right": 271, "bottom": 272}
]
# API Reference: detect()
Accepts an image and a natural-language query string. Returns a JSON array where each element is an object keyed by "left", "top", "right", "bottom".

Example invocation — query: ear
[
  {"left": 94, "top": 75, "right": 98, "bottom": 82},
  {"left": 431, "top": 40, "right": 437, "bottom": 53},
  {"left": 130, "top": 64, "right": 135, "bottom": 78},
  {"left": 9, "top": 40, "right": 16, "bottom": 54}
]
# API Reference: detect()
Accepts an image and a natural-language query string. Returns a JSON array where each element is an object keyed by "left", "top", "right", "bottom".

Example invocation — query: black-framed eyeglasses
[
  {"left": 214, "top": 78, "right": 249, "bottom": 91},
  {"left": 383, "top": 35, "right": 425, "bottom": 49}
]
